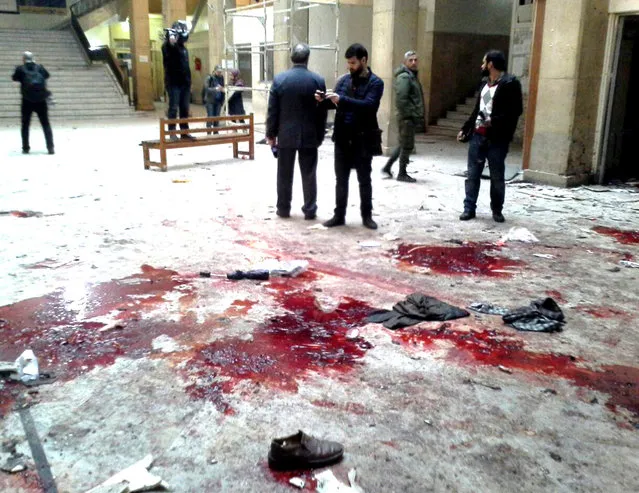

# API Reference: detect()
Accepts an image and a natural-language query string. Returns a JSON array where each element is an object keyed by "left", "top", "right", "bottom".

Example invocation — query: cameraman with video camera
[{"left": 162, "top": 21, "right": 194, "bottom": 140}]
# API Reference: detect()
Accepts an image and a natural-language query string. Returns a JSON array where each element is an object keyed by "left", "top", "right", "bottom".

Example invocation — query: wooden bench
[{"left": 141, "top": 113, "right": 255, "bottom": 171}]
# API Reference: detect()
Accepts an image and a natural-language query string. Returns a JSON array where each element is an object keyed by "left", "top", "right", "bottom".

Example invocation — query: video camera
[{"left": 164, "top": 20, "right": 190, "bottom": 43}]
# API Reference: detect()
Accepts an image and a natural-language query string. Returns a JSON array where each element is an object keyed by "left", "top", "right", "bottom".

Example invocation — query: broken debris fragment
[
  {"left": 498, "top": 227, "right": 539, "bottom": 244},
  {"left": 469, "top": 298, "right": 565, "bottom": 333},
  {"left": 85, "top": 455, "right": 169, "bottom": 493}
]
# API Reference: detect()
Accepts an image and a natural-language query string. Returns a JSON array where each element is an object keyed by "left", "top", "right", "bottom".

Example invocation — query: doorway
[{"left": 601, "top": 16, "right": 639, "bottom": 183}]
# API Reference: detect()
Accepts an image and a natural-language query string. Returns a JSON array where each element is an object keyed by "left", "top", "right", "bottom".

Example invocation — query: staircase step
[
  {"left": 433, "top": 119, "right": 462, "bottom": 130},
  {"left": 0, "top": 28, "right": 135, "bottom": 121},
  {"left": 426, "top": 125, "right": 458, "bottom": 137}
]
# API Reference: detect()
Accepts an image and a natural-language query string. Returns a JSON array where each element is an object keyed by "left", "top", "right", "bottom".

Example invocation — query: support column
[
  {"left": 130, "top": 0, "right": 154, "bottom": 111},
  {"left": 372, "top": 0, "right": 419, "bottom": 152},
  {"left": 208, "top": 0, "right": 226, "bottom": 70},
  {"left": 416, "top": 0, "right": 435, "bottom": 125},
  {"left": 525, "top": 0, "right": 608, "bottom": 186},
  {"left": 163, "top": 0, "right": 187, "bottom": 27}
]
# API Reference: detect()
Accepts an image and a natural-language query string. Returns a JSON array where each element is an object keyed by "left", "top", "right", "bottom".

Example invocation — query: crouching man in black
[{"left": 318, "top": 43, "right": 384, "bottom": 230}]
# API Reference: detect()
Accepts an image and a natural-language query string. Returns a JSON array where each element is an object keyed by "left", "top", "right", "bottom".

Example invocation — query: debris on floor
[
  {"left": 1, "top": 455, "right": 27, "bottom": 474},
  {"left": 226, "top": 269, "right": 270, "bottom": 281},
  {"left": 253, "top": 259, "right": 309, "bottom": 277},
  {"left": 358, "top": 240, "right": 382, "bottom": 249},
  {"left": 85, "top": 455, "right": 169, "bottom": 493},
  {"left": 366, "top": 293, "right": 469, "bottom": 329},
  {"left": 15, "top": 350, "right": 38, "bottom": 383},
  {"left": 289, "top": 477, "right": 306, "bottom": 489},
  {"left": 497, "top": 227, "right": 539, "bottom": 244},
  {"left": 620, "top": 259, "right": 639, "bottom": 268},
  {"left": 469, "top": 297, "right": 565, "bottom": 333},
  {"left": 315, "top": 468, "right": 365, "bottom": 493}
]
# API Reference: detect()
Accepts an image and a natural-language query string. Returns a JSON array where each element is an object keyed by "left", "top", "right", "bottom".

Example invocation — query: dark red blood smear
[
  {"left": 575, "top": 306, "right": 627, "bottom": 319},
  {"left": 266, "top": 465, "right": 318, "bottom": 491},
  {"left": 0, "top": 468, "right": 42, "bottom": 493},
  {"left": 545, "top": 290, "right": 566, "bottom": 303},
  {"left": 185, "top": 287, "right": 374, "bottom": 413},
  {"left": 393, "top": 243, "right": 524, "bottom": 277},
  {"left": 593, "top": 226, "right": 639, "bottom": 245},
  {"left": 398, "top": 326, "right": 639, "bottom": 417},
  {"left": 0, "top": 265, "right": 194, "bottom": 375}
]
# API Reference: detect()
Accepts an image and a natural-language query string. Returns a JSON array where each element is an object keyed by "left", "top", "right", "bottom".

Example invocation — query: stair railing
[
  {"left": 69, "top": 10, "right": 132, "bottom": 106},
  {"left": 70, "top": 0, "right": 115, "bottom": 18}
]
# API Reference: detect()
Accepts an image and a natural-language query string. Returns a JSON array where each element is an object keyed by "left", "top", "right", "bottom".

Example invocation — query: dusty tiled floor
[{"left": 0, "top": 117, "right": 638, "bottom": 493}]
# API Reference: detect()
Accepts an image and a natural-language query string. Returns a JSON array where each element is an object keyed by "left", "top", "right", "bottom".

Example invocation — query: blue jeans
[
  {"left": 205, "top": 102, "right": 221, "bottom": 129},
  {"left": 463, "top": 133, "right": 509, "bottom": 213},
  {"left": 167, "top": 85, "right": 190, "bottom": 130}
]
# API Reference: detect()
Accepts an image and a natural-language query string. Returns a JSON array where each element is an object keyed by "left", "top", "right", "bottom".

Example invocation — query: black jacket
[
  {"left": 329, "top": 70, "right": 384, "bottom": 145},
  {"left": 12, "top": 62, "right": 50, "bottom": 103},
  {"left": 162, "top": 40, "right": 191, "bottom": 87},
  {"left": 266, "top": 65, "right": 327, "bottom": 149},
  {"left": 461, "top": 74, "right": 523, "bottom": 143}
]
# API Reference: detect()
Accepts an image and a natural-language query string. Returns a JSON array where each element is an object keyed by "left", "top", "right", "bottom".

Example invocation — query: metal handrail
[
  {"left": 70, "top": 0, "right": 114, "bottom": 18},
  {"left": 69, "top": 11, "right": 131, "bottom": 105}
]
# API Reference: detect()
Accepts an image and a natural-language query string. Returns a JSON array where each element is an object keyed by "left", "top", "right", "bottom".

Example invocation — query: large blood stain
[
  {"left": 393, "top": 243, "right": 524, "bottom": 277},
  {"left": 0, "top": 265, "right": 197, "bottom": 416},
  {"left": 593, "top": 226, "right": 639, "bottom": 245},
  {"left": 184, "top": 276, "right": 375, "bottom": 414},
  {"left": 397, "top": 324, "right": 639, "bottom": 417}
]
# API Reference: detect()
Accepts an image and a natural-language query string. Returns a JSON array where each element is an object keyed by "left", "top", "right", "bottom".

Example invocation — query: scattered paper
[
  {"left": 152, "top": 335, "right": 184, "bottom": 354},
  {"left": 85, "top": 455, "right": 169, "bottom": 493},
  {"left": 620, "top": 260, "right": 639, "bottom": 269},
  {"left": 289, "top": 477, "right": 305, "bottom": 489},
  {"left": 382, "top": 233, "right": 400, "bottom": 241},
  {"left": 498, "top": 227, "right": 539, "bottom": 244},
  {"left": 346, "top": 329, "right": 360, "bottom": 340},
  {"left": 308, "top": 224, "right": 328, "bottom": 230},
  {"left": 15, "top": 350, "right": 38, "bottom": 383},
  {"left": 532, "top": 254, "right": 555, "bottom": 259},
  {"left": 359, "top": 240, "right": 381, "bottom": 248},
  {"left": 315, "top": 469, "right": 364, "bottom": 493}
]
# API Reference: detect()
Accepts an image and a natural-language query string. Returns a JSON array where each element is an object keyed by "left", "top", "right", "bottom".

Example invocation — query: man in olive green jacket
[{"left": 382, "top": 50, "right": 425, "bottom": 182}]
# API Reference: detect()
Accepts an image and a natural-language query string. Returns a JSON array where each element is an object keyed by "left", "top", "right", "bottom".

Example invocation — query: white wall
[{"left": 435, "top": 0, "right": 512, "bottom": 35}]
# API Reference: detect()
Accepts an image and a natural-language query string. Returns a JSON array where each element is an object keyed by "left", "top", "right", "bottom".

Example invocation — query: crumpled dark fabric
[
  {"left": 469, "top": 297, "right": 565, "bottom": 333},
  {"left": 366, "top": 293, "right": 470, "bottom": 330}
]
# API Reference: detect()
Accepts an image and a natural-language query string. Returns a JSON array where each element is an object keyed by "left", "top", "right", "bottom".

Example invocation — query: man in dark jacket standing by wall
[
  {"left": 458, "top": 50, "right": 522, "bottom": 223},
  {"left": 162, "top": 21, "right": 193, "bottom": 139},
  {"left": 319, "top": 43, "right": 384, "bottom": 230},
  {"left": 383, "top": 50, "right": 425, "bottom": 182},
  {"left": 266, "top": 44, "right": 327, "bottom": 220},
  {"left": 12, "top": 51, "right": 54, "bottom": 154}
]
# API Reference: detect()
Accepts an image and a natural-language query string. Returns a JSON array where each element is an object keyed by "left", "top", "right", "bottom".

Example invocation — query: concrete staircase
[
  {"left": 427, "top": 96, "right": 476, "bottom": 139},
  {"left": 0, "top": 28, "right": 134, "bottom": 121}
]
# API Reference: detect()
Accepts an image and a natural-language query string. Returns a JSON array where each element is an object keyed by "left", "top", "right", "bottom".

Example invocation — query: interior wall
[
  {"left": 308, "top": 4, "right": 373, "bottom": 89},
  {"left": 427, "top": 0, "right": 512, "bottom": 123}
]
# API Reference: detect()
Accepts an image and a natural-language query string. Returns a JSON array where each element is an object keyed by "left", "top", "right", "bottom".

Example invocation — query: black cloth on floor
[
  {"left": 366, "top": 293, "right": 470, "bottom": 330},
  {"left": 469, "top": 297, "right": 565, "bottom": 333}
]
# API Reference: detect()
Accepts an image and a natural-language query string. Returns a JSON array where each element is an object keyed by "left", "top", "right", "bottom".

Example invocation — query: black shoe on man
[
  {"left": 492, "top": 212, "right": 505, "bottom": 223},
  {"left": 22, "top": 148, "right": 29, "bottom": 154},
  {"left": 362, "top": 216, "right": 378, "bottom": 230},
  {"left": 397, "top": 173, "right": 417, "bottom": 183},
  {"left": 268, "top": 430, "right": 344, "bottom": 471},
  {"left": 276, "top": 209, "right": 291, "bottom": 218},
  {"left": 323, "top": 216, "right": 345, "bottom": 228},
  {"left": 47, "top": 147, "right": 54, "bottom": 155},
  {"left": 382, "top": 163, "right": 393, "bottom": 178},
  {"left": 459, "top": 210, "right": 476, "bottom": 221},
  {"left": 181, "top": 134, "right": 196, "bottom": 140}
]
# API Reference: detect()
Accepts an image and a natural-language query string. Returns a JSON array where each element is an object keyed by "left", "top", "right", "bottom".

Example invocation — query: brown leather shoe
[{"left": 268, "top": 430, "right": 344, "bottom": 470}]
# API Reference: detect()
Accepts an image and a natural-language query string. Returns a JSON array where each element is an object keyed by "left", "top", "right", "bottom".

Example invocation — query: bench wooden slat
[{"left": 141, "top": 113, "right": 255, "bottom": 171}]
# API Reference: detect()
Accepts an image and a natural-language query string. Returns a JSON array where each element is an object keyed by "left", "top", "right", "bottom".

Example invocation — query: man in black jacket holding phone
[
  {"left": 318, "top": 43, "right": 384, "bottom": 230},
  {"left": 458, "top": 50, "right": 523, "bottom": 223}
]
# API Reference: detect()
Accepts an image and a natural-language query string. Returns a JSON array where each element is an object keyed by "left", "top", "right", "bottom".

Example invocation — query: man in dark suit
[{"left": 266, "top": 44, "right": 327, "bottom": 220}]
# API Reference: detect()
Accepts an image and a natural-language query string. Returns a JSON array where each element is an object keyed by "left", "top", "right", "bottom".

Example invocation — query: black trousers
[
  {"left": 276, "top": 147, "right": 318, "bottom": 216},
  {"left": 21, "top": 100, "right": 54, "bottom": 151},
  {"left": 333, "top": 141, "right": 373, "bottom": 218},
  {"left": 167, "top": 84, "right": 190, "bottom": 131}
]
